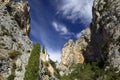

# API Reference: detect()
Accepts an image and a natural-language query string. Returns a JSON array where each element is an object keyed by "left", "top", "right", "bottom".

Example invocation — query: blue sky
[{"left": 28, "top": 0, "right": 93, "bottom": 62}]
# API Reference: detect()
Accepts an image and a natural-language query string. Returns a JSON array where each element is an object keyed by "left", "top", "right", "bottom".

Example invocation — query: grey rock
[
  {"left": 61, "top": 0, "right": 120, "bottom": 71},
  {"left": 0, "top": 1, "right": 32, "bottom": 80}
]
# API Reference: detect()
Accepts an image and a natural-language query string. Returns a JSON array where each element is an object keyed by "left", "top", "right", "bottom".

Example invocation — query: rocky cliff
[
  {"left": 0, "top": 1, "right": 59, "bottom": 80},
  {"left": 61, "top": 0, "right": 120, "bottom": 70},
  {"left": 59, "top": 0, "right": 120, "bottom": 79},
  {"left": 0, "top": 0, "right": 30, "bottom": 35},
  {"left": 0, "top": 0, "right": 32, "bottom": 80},
  {"left": 90, "top": 0, "right": 120, "bottom": 68},
  {"left": 61, "top": 28, "right": 90, "bottom": 65},
  {"left": 0, "top": 0, "right": 120, "bottom": 80},
  {"left": 39, "top": 48, "right": 59, "bottom": 80}
]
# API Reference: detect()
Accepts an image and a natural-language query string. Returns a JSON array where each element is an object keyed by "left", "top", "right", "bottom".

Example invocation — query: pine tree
[{"left": 24, "top": 43, "right": 40, "bottom": 80}]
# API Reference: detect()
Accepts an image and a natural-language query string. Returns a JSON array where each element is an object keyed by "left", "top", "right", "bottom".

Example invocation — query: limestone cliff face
[
  {"left": 61, "top": 0, "right": 120, "bottom": 69},
  {"left": 90, "top": 0, "right": 120, "bottom": 68},
  {"left": 39, "top": 50, "right": 58, "bottom": 80},
  {"left": 0, "top": 0, "right": 30, "bottom": 35},
  {"left": 0, "top": 0, "right": 32, "bottom": 80},
  {"left": 61, "top": 28, "right": 91, "bottom": 65}
]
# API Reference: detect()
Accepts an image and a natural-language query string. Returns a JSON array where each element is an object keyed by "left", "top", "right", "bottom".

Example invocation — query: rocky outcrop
[
  {"left": 0, "top": 1, "right": 58, "bottom": 80},
  {"left": 39, "top": 50, "right": 58, "bottom": 80},
  {"left": 61, "top": 28, "right": 91, "bottom": 65},
  {"left": 61, "top": 0, "right": 120, "bottom": 70},
  {"left": 90, "top": 0, "right": 120, "bottom": 68},
  {"left": 0, "top": 0, "right": 30, "bottom": 35},
  {"left": 0, "top": 1, "right": 32, "bottom": 80}
]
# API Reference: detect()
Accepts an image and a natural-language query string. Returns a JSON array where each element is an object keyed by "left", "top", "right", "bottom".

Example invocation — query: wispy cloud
[
  {"left": 52, "top": 21, "right": 68, "bottom": 35},
  {"left": 76, "top": 32, "right": 82, "bottom": 39},
  {"left": 56, "top": 0, "right": 93, "bottom": 24},
  {"left": 52, "top": 21, "right": 75, "bottom": 37}
]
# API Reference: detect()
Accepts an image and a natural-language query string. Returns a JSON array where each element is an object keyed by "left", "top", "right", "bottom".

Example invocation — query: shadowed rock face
[
  {"left": 90, "top": 0, "right": 120, "bottom": 68},
  {"left": 61, "top": 0, "right": 120, "bottom": 69}
]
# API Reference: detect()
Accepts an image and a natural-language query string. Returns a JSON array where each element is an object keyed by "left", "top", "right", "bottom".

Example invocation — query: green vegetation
[
  {"left": 49, "top": 60, "right": 60, "bottom": 78},
  {"left": 24, "top": 43, "right": 40, "bottom": 80},
  {"left": 8, "top": 50, "right": 21, "bottom": 59},
  {"left": 42, "top": 46, "right": 45, "bottom": 54},
  {"left": 59, "top": 63, "right": 94, "bottom": 80},
  {"left": 57, "top": 62, "right": 120, "bottom": 80},
  {"left": 45, "top": 61, "right": 49, "bottom": 67},
  {"left": 7, "top": 62, "right": 16, "bottom": 80},
  {"left": 104, "top": 66, "right": 120, "bottom": 80}
]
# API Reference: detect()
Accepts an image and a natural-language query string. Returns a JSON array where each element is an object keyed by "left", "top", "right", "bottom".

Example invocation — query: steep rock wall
[
  {"left": 61, "top": 0, "right": 120, "bottom": 70},
  {"left": 0, "top": 0, "right": 32, "bottom": 80}
]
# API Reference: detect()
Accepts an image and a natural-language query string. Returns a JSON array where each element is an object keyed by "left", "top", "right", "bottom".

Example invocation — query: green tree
[
  {"left": 42, "top": 46, "right": 45, "bottom": 54},
  {"left": 24, "top": 43, "right": 40, "bottom": 80}
]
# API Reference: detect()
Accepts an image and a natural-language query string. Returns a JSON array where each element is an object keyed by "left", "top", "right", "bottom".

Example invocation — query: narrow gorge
[{"left": 0, "top": 0, "right": 120, "bottom": 80}]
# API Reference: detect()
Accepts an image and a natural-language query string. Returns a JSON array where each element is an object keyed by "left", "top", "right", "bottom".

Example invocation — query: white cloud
[
  {"left": 56, "top": 0, "right": 93, "bottom": 24},
  {"left": 76, "top": 32, "right": 82, "bottom": 39},
  {"left": 52, "top": 21, "right": 75, "bottom": 37},
  {"left": 52, "top": 21, "right": 68, "bottom": 34}
]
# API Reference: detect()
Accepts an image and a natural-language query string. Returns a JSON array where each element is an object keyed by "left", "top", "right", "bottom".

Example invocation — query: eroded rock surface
[
  {"left": 0, "top": 0, "right": 32, "bottom": 80},
  {"left": 61, "top": 0, "right": 120, "bottom": 70},
  {"left": 90, "top": 0, "right": 120, "bottom": 68},
  {"left": 61, "top": 28, "right": 91, "bottom": 65}
]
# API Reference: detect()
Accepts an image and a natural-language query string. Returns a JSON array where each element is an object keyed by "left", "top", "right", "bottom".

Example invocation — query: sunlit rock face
[
  {"left": 0, "top": 0, "right": 32, "bottom": 80},
  {"left": 39, "top": 50, "right": 59, "bottom": 80},
  {"left": 61, "top": 28, "right": 91, "bottom": 65}
]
